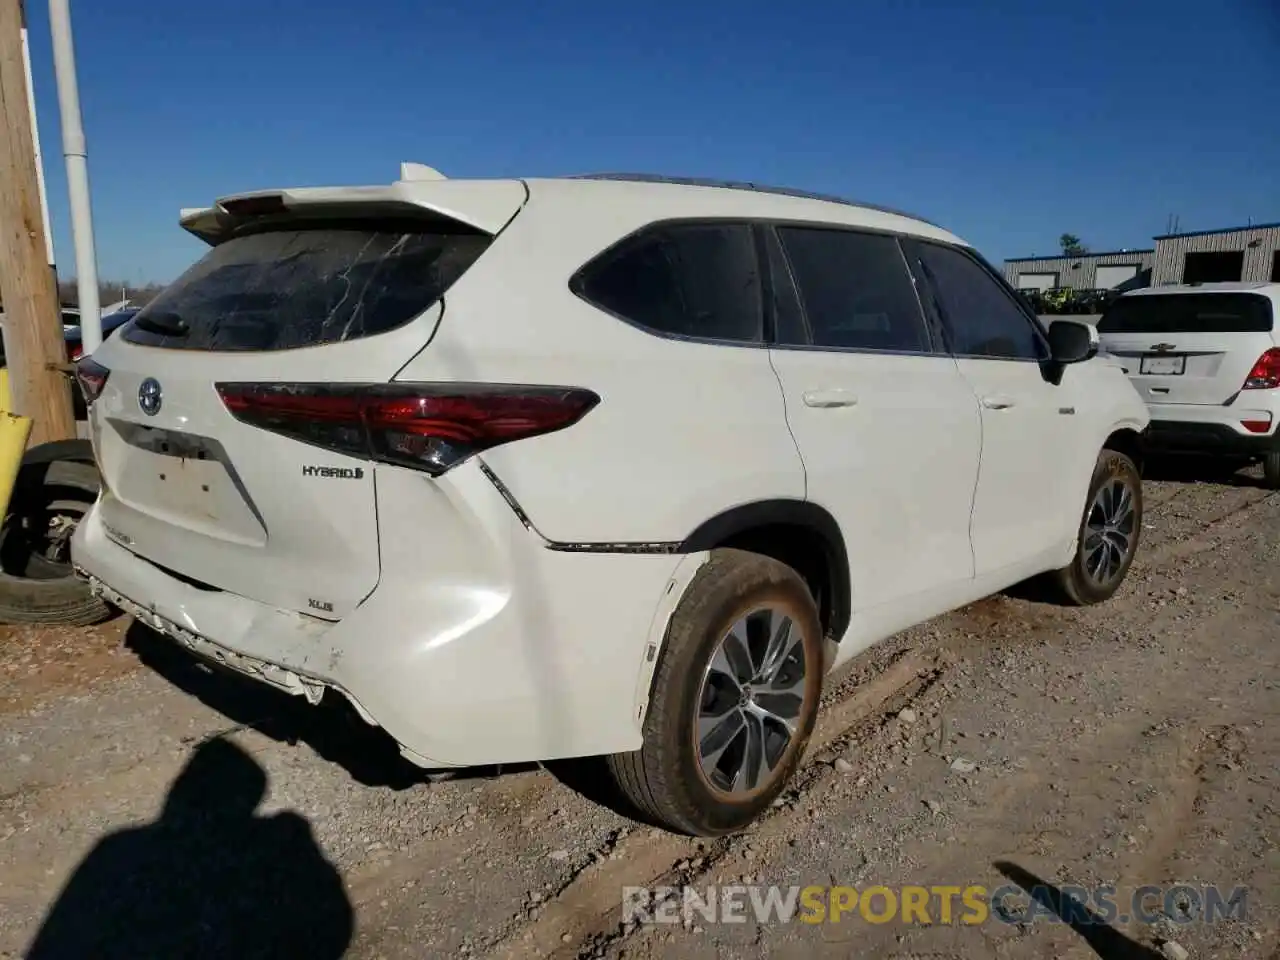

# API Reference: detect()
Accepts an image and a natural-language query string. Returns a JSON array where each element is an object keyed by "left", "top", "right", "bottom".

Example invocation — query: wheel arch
[
  {"left": 1102, "top": 425, "right": 1145, "bottom": 474},
  {"left": 679, "top": 499, "right": 851, "bottom": 644}
]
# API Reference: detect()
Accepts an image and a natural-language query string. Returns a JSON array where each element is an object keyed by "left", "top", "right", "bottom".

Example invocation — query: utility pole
[
  {"left": 19, "top": 11, "right": 53, "bottom": 271},
  {"left": 47, "top": 0, "right": 100, "bottom": 352},
  {"left": 0, "top": 0, "right": 76, "bottom": 445}
]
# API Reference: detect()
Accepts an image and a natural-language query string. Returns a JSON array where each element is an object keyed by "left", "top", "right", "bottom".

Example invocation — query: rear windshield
[
  {"left": 123, "top": 224, "right": 492, "bottom": 351},
  {"left": 1097, "top": 292, "right": 1274, "bottom": 335}
]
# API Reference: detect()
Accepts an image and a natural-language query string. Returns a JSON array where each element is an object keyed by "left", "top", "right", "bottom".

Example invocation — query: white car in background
[
  {"left": 71, "top": 169, "right": 1149, "bottom": 835},
  {"left": 1096, "top": 282, "right": 1280, "bottom": 488}
]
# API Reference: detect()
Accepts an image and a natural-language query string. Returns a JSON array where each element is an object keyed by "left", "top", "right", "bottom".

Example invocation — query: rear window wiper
[{"left": 134, "top": 310, "right": 190, "bottom": 337}]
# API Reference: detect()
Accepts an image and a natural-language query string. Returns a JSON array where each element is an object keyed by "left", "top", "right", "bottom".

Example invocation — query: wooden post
[{"left": 0, "top": 0, "right": 75, "bottom": 446}]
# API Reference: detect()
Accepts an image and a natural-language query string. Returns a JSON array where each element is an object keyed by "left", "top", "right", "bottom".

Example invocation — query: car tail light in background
[
  {"left": 1242, "top": 348, "right": 1280, "bottom": 390},
  {"left": 69, "top": 345, "right": 83, "bottom": 361},
  {"left": 216, "top": 383, "right": 600, "bottom": 476},
  {"left": 75, "top": 357, "right": 110, "bottom": 405}
]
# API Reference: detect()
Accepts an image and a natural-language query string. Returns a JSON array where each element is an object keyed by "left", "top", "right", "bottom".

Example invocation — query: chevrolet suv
[
  {"left": 71, "top": 168, "right": 1150, "bottom": 835},
  {"left": 1096, "top": 282, "right": 1280, "bottom": 488}
]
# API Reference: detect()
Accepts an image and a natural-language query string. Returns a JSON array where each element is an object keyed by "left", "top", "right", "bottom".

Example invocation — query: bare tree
[{"left": 56, "top": 279, "right": 166, "bottom": 309}]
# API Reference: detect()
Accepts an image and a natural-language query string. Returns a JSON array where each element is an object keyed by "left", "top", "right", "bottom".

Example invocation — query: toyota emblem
[{"left": 138, "top": 378, "right": 163, "bottom": 416}]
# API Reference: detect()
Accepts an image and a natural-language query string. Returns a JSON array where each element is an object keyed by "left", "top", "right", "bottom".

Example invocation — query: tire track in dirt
[
  {"left": 480, "top": 652, "right": 944, "bottom": 960},
  {"left": 4, "top": 474, "right": 1267, "bottom": 958},
  {"left": 478, "top": 478, "right": 1272, "bottom": 959},
  {"left": 1141, "top": 488, "right": 1275, "bottom": 567}
]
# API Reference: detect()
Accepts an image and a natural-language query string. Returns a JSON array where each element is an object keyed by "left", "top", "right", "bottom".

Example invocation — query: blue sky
[{"left": 22, "top": 0, "right": 1280, "bottom": 283}]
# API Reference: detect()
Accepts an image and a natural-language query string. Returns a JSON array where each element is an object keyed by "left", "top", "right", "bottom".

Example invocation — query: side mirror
[{"left": 1046, "top": 319, "right": 1096, "bottom": 365}]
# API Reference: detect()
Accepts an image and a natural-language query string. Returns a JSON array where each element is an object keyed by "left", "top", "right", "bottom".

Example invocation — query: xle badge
[
  {"left": 302, "top": 465, "right": 365, "bottom": 479},
  {"left": 308, "top": 598, "right": 334, "bottom": 613}
]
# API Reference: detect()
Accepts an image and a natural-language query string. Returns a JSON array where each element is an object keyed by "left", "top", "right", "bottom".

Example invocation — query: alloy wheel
[
  {"left": 694, "top": 607, "right": 809, "bottom": 797},
  {"left": 1082, "top": 477, "right": 1136, "bottom": 585}
]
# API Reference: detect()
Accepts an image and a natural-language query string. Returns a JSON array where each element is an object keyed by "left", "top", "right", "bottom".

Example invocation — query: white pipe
[
  {"left": 19, "top": 23, "right": 55, "bottom": 268},
  {"left": 47, "top": 0, "right": 100, "bottom": 352}
]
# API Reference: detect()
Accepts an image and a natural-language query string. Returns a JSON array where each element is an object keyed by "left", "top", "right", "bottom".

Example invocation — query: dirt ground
[{"left": 1, "top": 462, "right": 1277, "bottom": 959}]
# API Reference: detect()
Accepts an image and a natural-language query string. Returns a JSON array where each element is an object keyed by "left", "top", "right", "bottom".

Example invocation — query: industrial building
[{"left": 1005, "top": 221, "right": 1280, "bottom": 292}]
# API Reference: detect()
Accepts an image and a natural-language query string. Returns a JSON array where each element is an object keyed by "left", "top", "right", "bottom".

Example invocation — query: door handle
[
  {"left": 802, "top": 390, "right": 858, "bottom": 409},
  {"left": 980, "top": 394, "right": 1016, "bottom": 410}
]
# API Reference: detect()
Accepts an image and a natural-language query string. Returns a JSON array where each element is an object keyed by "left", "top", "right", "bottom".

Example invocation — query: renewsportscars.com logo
[{"left": 622, "top": 883, "right": 1249, "bottom": 927}]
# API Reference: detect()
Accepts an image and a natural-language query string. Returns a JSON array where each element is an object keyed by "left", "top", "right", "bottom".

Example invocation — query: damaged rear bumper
[{"left": 71, "top": 460, "right": 700, "bottom": 770}]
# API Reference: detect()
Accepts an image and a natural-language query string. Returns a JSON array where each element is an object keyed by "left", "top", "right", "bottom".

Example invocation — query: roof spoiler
[
  {"left": 399, "top": 162, "right": 446, "bottom": 182},
  {"left": 178, "top": 171, "right": 526, "bottom": 247}
]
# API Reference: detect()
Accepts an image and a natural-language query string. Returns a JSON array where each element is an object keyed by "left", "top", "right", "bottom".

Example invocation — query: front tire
[
  {"left": 1047, "top": 448, "right": 1143, "bottom": 606},
  {"left": 607, "top": 549, "right": 823, "bottom": 836}
]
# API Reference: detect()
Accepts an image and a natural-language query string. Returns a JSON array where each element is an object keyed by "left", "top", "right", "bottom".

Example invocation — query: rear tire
[
  {"left": 607, "top": 549, "right": 823, "bottom": 836},
  {"left": 1262, "top": 452, "right": 1280, "bottom": 491},
  {"left": 0, "top": 457, "right": 112, "bottom": 626},
  {"left": 1046, "top": 448, "right": 1143, "bottom": 606}
]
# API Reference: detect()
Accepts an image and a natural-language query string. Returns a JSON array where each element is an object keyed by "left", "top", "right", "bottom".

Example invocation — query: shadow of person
[
  {"left": 25, "top": 737, "right": 353, "bottom": 960},
  {"left": 993, "top": 861, "right": 1162, "bottom": 960}
]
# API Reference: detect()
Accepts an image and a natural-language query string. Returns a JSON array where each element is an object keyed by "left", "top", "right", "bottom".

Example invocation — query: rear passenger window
[
  {"left": 574, "top": 223, "right": 763, "bottom": 343},
  {"left": 912, "top": 243, "right": 1047, "bottom": 360},
  {"left": 774, "top": 227, "right": 929, "bottom": 352}
]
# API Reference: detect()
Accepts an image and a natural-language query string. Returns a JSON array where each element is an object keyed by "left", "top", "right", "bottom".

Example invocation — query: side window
[
  {"left": 912, "top": 243, "right": 1047, "bottom": 360},
  {"left": 775, "top": 227, "right": 930, "bottom": 352},
  {"left": 574, "top": 223, "right": 763, "bottom": 343}
]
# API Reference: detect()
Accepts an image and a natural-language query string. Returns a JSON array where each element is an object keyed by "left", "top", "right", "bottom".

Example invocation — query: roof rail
[{"left": 568, "top": 173, "right": 940, "bottom": 227}]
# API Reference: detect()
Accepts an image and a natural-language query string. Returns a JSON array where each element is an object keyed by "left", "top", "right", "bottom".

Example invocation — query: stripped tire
[{"left": 0, "top": 446, "right": 112, "bottom": 626}]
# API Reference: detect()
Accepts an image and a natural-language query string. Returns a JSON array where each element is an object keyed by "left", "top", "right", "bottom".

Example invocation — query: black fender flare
[{"left": 679, "top": 499, "right": 851, "bottom": 643}]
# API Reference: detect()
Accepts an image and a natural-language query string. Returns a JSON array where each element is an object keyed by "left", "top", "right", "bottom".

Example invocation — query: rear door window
[
  {"left": 773, "top": 226, "right": 931, "bottom": 352},
  {"left": 1097, "top": 293, "right": 1275, "bottom": 334},
  {"left": 572, "top": 222, "right": 763, "bottom": 343},
  {"left": 122, "top": 224, "right": 492, "bottom": 351}
]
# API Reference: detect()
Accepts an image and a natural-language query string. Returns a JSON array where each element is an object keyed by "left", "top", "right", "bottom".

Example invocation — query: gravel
[{"left": 1, "top": 468, "right": 1278, "bottom": 959}]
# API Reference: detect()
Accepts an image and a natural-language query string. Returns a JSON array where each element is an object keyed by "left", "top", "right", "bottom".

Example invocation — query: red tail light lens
[
  {"left": 69, "top": 344, "right": 83, "bottom": 361},
  {"left": 1243, "top": 348, "right": 1280, "bottom": 389},
  {"left": 215, "top": 383, "right": 600, "bottom": 476},
  {"left": 75, "top": 357, "right": 110, "bottom": 405}
]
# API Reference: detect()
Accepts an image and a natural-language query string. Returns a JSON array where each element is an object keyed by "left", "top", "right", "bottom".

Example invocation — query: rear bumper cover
[
  {"left": 1144, "top": 420, "right": 1280, "bottom": 456},
  {"left": 72, "top": 460, "right": 703, "bottom": 768}
]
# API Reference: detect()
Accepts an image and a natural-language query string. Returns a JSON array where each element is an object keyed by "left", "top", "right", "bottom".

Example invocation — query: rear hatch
[
  {"left": 84, "top": 179, "right": 526, "bottom": 618},
  {"left": 1096, "top": 291, "right": 1277, "bottom": 405}
]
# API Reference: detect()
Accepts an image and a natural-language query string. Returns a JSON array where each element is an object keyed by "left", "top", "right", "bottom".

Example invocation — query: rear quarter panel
[{"left": 392, "top": 182, "right": 808, "bottom": 543}]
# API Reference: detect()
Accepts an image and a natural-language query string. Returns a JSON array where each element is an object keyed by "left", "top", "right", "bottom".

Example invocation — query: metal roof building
[
  {"left": 1005, "top": 221, "right": 1280, "bottom": 292},
  {"left": 1150, "top": 222, "right": 1280, "bottom": 286},
  {"left": 1004, "top": 249, "right": 1154, "bottom": 292}
]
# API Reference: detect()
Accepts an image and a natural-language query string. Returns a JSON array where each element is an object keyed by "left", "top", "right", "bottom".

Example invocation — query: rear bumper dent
[{"left": 82, "top": 571, "right": 331, "bottom": 705}]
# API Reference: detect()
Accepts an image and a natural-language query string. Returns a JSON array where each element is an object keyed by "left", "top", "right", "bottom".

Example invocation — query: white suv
[
  {"left": 1096, "top": 282, "right": 1280, "bottom": 488},
  {"left": 71, "top": 170, "right": 1149, "bottom": 835}
]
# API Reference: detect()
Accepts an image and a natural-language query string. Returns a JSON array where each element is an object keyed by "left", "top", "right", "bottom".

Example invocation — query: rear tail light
[
  {"left": 1242, "top": 348, "right": 1280, "bottom": 389},
  {"left": 215, "top": 382, "right": 600, "bottom": 476},
  {"left": 75, "top": 357, "right": 110, "bottom": 405},
  {"left": 69, "top": 344, "right": 83, "bottom": 361},
  {"left": 1241, "top": 418, "right": 1272, "bottom": 434}
]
